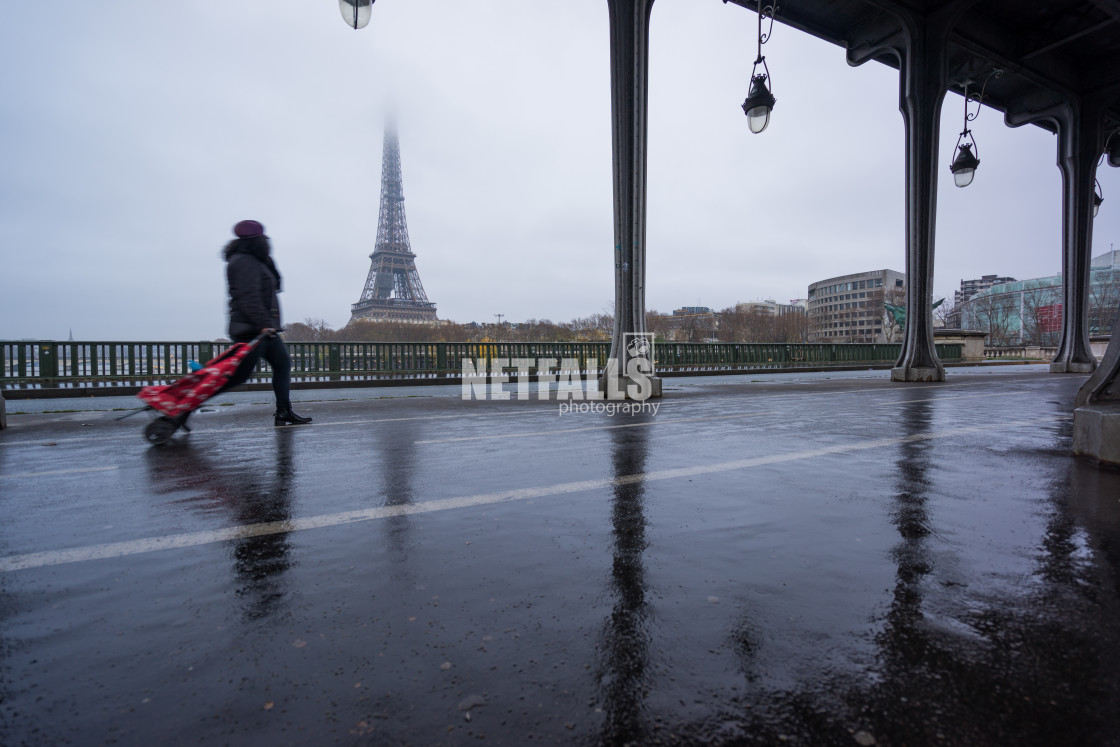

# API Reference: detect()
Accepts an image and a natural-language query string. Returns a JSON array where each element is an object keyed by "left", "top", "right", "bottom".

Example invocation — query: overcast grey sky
[{"left": 1, "top": 0, "right": 1117, "bottom": 340}]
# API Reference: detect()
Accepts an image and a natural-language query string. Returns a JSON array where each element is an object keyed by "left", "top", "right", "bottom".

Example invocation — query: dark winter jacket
[{"left": 225, "top": 237, "right": 282, "bottom": 339}]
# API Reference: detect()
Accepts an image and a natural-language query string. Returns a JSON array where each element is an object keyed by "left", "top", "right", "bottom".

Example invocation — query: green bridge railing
[{"left": 0, "top": 340, "right": 963, "bottom": 390}]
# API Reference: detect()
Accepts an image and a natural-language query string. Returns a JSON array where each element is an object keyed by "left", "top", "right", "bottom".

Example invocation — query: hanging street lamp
[
  {"left": 950, "top": 140, "right": 980, "bottom": 188},
  {"left": 339, "top": 0, "right": 374, "bottom": 30},
  {"left": 743, "top": 75, "right": 776, "bottom": 134},
  {"left": 949, "top": 69, "right": 1001, "bottom": 188},
  {"left": 1108, "top": 130, "right": 1120, "bottom": 169},
  {"left": 1094, "top": 130, "right": 1119, "bottom": 218},
  {"left": 741, "top": 0, "right": 778, "bottom": 134}
]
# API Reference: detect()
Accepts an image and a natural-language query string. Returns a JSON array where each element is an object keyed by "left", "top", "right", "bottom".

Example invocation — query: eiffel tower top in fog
[{"left": 350, "top": 124, "right": 438, "bottom": 324}]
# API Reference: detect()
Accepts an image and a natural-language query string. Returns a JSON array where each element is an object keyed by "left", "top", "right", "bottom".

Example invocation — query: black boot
[{"left": 274, "top": 406, "right": 312, "bottom": 426}]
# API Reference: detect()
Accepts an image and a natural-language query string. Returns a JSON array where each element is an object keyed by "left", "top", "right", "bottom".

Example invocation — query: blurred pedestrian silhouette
[{"left": 220, "top": 219, "right": 311, "bottom": 426}]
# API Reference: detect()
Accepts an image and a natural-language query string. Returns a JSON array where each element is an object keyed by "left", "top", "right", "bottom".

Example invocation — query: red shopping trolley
[{"left": 134, "top": 335, "right": 263, "bottom": 445}]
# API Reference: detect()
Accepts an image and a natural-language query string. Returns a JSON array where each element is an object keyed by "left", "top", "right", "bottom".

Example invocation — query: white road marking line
[
  {"left": 0, "top": 465, "right": 120, "bottom": 481},
  {"left": 0, "top": 415, "right": 1057, "bottom": 573},
  {"left": 415, "top": 411, "right": 781, "bottom": 444}
]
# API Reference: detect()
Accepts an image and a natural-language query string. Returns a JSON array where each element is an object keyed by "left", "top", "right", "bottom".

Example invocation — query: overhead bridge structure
[{"left": 601, "top": 0, "right": 1120, "bottom": 463}]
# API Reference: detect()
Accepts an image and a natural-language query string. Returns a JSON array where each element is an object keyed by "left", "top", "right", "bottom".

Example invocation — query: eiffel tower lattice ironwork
[{"left": 350, "top": 126, "right": 438, "bottom": 324}]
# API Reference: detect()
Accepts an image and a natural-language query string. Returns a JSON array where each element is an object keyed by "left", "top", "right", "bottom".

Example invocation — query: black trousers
[{"left": 220, "top": 334, "right": 293, "bottom": 410}]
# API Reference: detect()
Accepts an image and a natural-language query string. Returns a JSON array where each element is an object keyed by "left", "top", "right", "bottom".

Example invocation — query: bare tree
[
  {"left": 645, "top": 309, "right": 676, "bottom": 342},
  {"left": 675, "top": 312, "right": 716, "bottom": 342},
  {"left": 743, "top": 310, "right": 774, "bottom": 342},
  {"left": 880, "top": 287, "right": 906, "bottom": 343},
  {"left": 934, "top": 298, "right": 954, "bottom": 329},
  {"left": 807, "top": 300, "right": 825, "bottom": 341},
  {"left": 280, "top": 307, "right": 814, "bottom": 346},
  {"left": 567, "top": 314, "right": 611, "bottom": 342},
  {"left": 284, "top": 317, "right": 336, "bottom": 341},
  {"left": 963, "top": 292, "right": 1017, "bottom": 346},
  {"left": 714, "top": 306, "right": 807, "bottom": 343},
  {"left": 282, "top": 321, "right": 316, "bottom": 342},
  {"left": 1089, "top": 268, "right": 1120, "bottom": 336},
  {"left": 337, "top": 319, "right": 431, "bottom": 342},
  {"left": 1019, "top": 285, "right": 1061, "bottom": 346},
  {"left": 716, "top": 306, "right": 747, "bottom": 342},
  {"left": 772, "top": 309, "right": 808, "bottom": 343}
]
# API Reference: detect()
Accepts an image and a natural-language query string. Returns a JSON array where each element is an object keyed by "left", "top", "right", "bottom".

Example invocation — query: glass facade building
[{"left": 958, "top": 251, "right": 1120, "bottom": 345}]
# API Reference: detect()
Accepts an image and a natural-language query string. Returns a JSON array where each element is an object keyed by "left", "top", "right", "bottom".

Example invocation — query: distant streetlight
[
  {"left": 949, "top": 69, "right": 1001, "bottom": 188},
  {"left": 339, "top": 0, "right": 373, "bottom": 30},
  {"left": 740, "top": 0, "right": 778, "bottom": 134},
  {"left": 1108, "top": 130, "right": 1120, "bottom": 168}
]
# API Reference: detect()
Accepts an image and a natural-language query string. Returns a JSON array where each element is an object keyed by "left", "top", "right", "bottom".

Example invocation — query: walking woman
[{"left": 221, "top": 219, "right": 312, "bottom": 426}]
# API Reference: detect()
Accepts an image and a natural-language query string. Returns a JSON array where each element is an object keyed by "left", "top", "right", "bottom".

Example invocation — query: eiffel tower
[{"left": 350, "top": 126, "right": 438, "bottom": 324}]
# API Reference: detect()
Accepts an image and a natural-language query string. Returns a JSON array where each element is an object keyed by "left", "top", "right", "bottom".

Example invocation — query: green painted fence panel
[{"left": 0, "top": 339, "right": 964, "bottom": 388}]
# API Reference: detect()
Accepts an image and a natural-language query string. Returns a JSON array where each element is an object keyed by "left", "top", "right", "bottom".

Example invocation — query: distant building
[
  {"left": 1094, "top": 249, "right": 1120, "bottom": 269},
  {"left": 735, "top": 299, "right": 805, "bottom": 317},
  {"left": 672, "top": 306, "right": 714, "bottom": 317},
  {"left": 807, "top": 269, "right": 905, "bottom": 343},
  {"left": 958, "top": 251, "right": 1120, "bottom": 345},
  {"left": 954, "top": 274, "right": 1016, "bottom": 307}
]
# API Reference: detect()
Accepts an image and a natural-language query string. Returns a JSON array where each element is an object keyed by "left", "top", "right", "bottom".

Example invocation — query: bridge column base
[
  {"left": 891, "top": 366, "right": 945, "bottom": 382},
  {"left": 1051, "top": 361, "right": 1096, "bottom": 374},
  {"left": 1073, "top": 404, "right": 1120, "bottom": 467},
  {"left": 597, "top": 374, "right": 663, "bottom": 400}
]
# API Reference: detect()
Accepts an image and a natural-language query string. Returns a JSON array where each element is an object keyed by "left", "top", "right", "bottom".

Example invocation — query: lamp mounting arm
[
  {"left": 757, "top": 1, "right": 778, "bottom": 52},
  {"left": 1101, "top": 128, "right": 1120, "bottom": 167},
  {"left": 960, "top": 67, "right": 1003, "bottom": 126},
  {"left": 751, "top": 1, "right": 777, "bottom": 80}
]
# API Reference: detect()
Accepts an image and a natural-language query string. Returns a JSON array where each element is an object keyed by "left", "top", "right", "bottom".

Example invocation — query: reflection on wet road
[
  {"left": 597, "top": 424, "right": 652, "bottom": 744},
  {"left": 2, "top": 368, "right": 1119, "bottom": 745}
]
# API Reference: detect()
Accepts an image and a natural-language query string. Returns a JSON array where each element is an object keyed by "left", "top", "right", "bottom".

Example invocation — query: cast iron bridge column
[
  {"left": 1051, "top": 99, "right": 1106, "bottom": 374},
  {"left": 1008, "top": 97, "right": 1108, "bottom": 374},
  {"left": 847, "top": 1, "right": 980, "bottom": 383},
  {"left": 846, "top": 0, "right": 981, "bottom": 383},
  {"left": 602, "top": 0, "right": 663, "bottom": 399},
  {"left": 1064, "top": 97, "right": 1118, "bottom": 465}
]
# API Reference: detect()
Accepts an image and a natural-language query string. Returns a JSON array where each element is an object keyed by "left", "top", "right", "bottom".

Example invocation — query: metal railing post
[
  {"left": 40, "top": 343, "right": 58, "bottom": 379},
  {"left": 328, "top": 344, "right": 341, "bottom": 378}
]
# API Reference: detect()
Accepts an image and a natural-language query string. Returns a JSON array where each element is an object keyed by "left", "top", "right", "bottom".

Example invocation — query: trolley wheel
[{"left": 143, "top": 416, "right": 179, "bottom": 446}]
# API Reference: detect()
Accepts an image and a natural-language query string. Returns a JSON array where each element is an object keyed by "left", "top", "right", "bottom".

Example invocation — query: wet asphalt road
[{"left": 1, "top": 366, "right": 1119, "bottom": 746}]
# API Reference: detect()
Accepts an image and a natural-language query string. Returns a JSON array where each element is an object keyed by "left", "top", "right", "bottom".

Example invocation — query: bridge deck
[{"left": 1, "top": 367, "right": 1118, "bottom": 745}]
